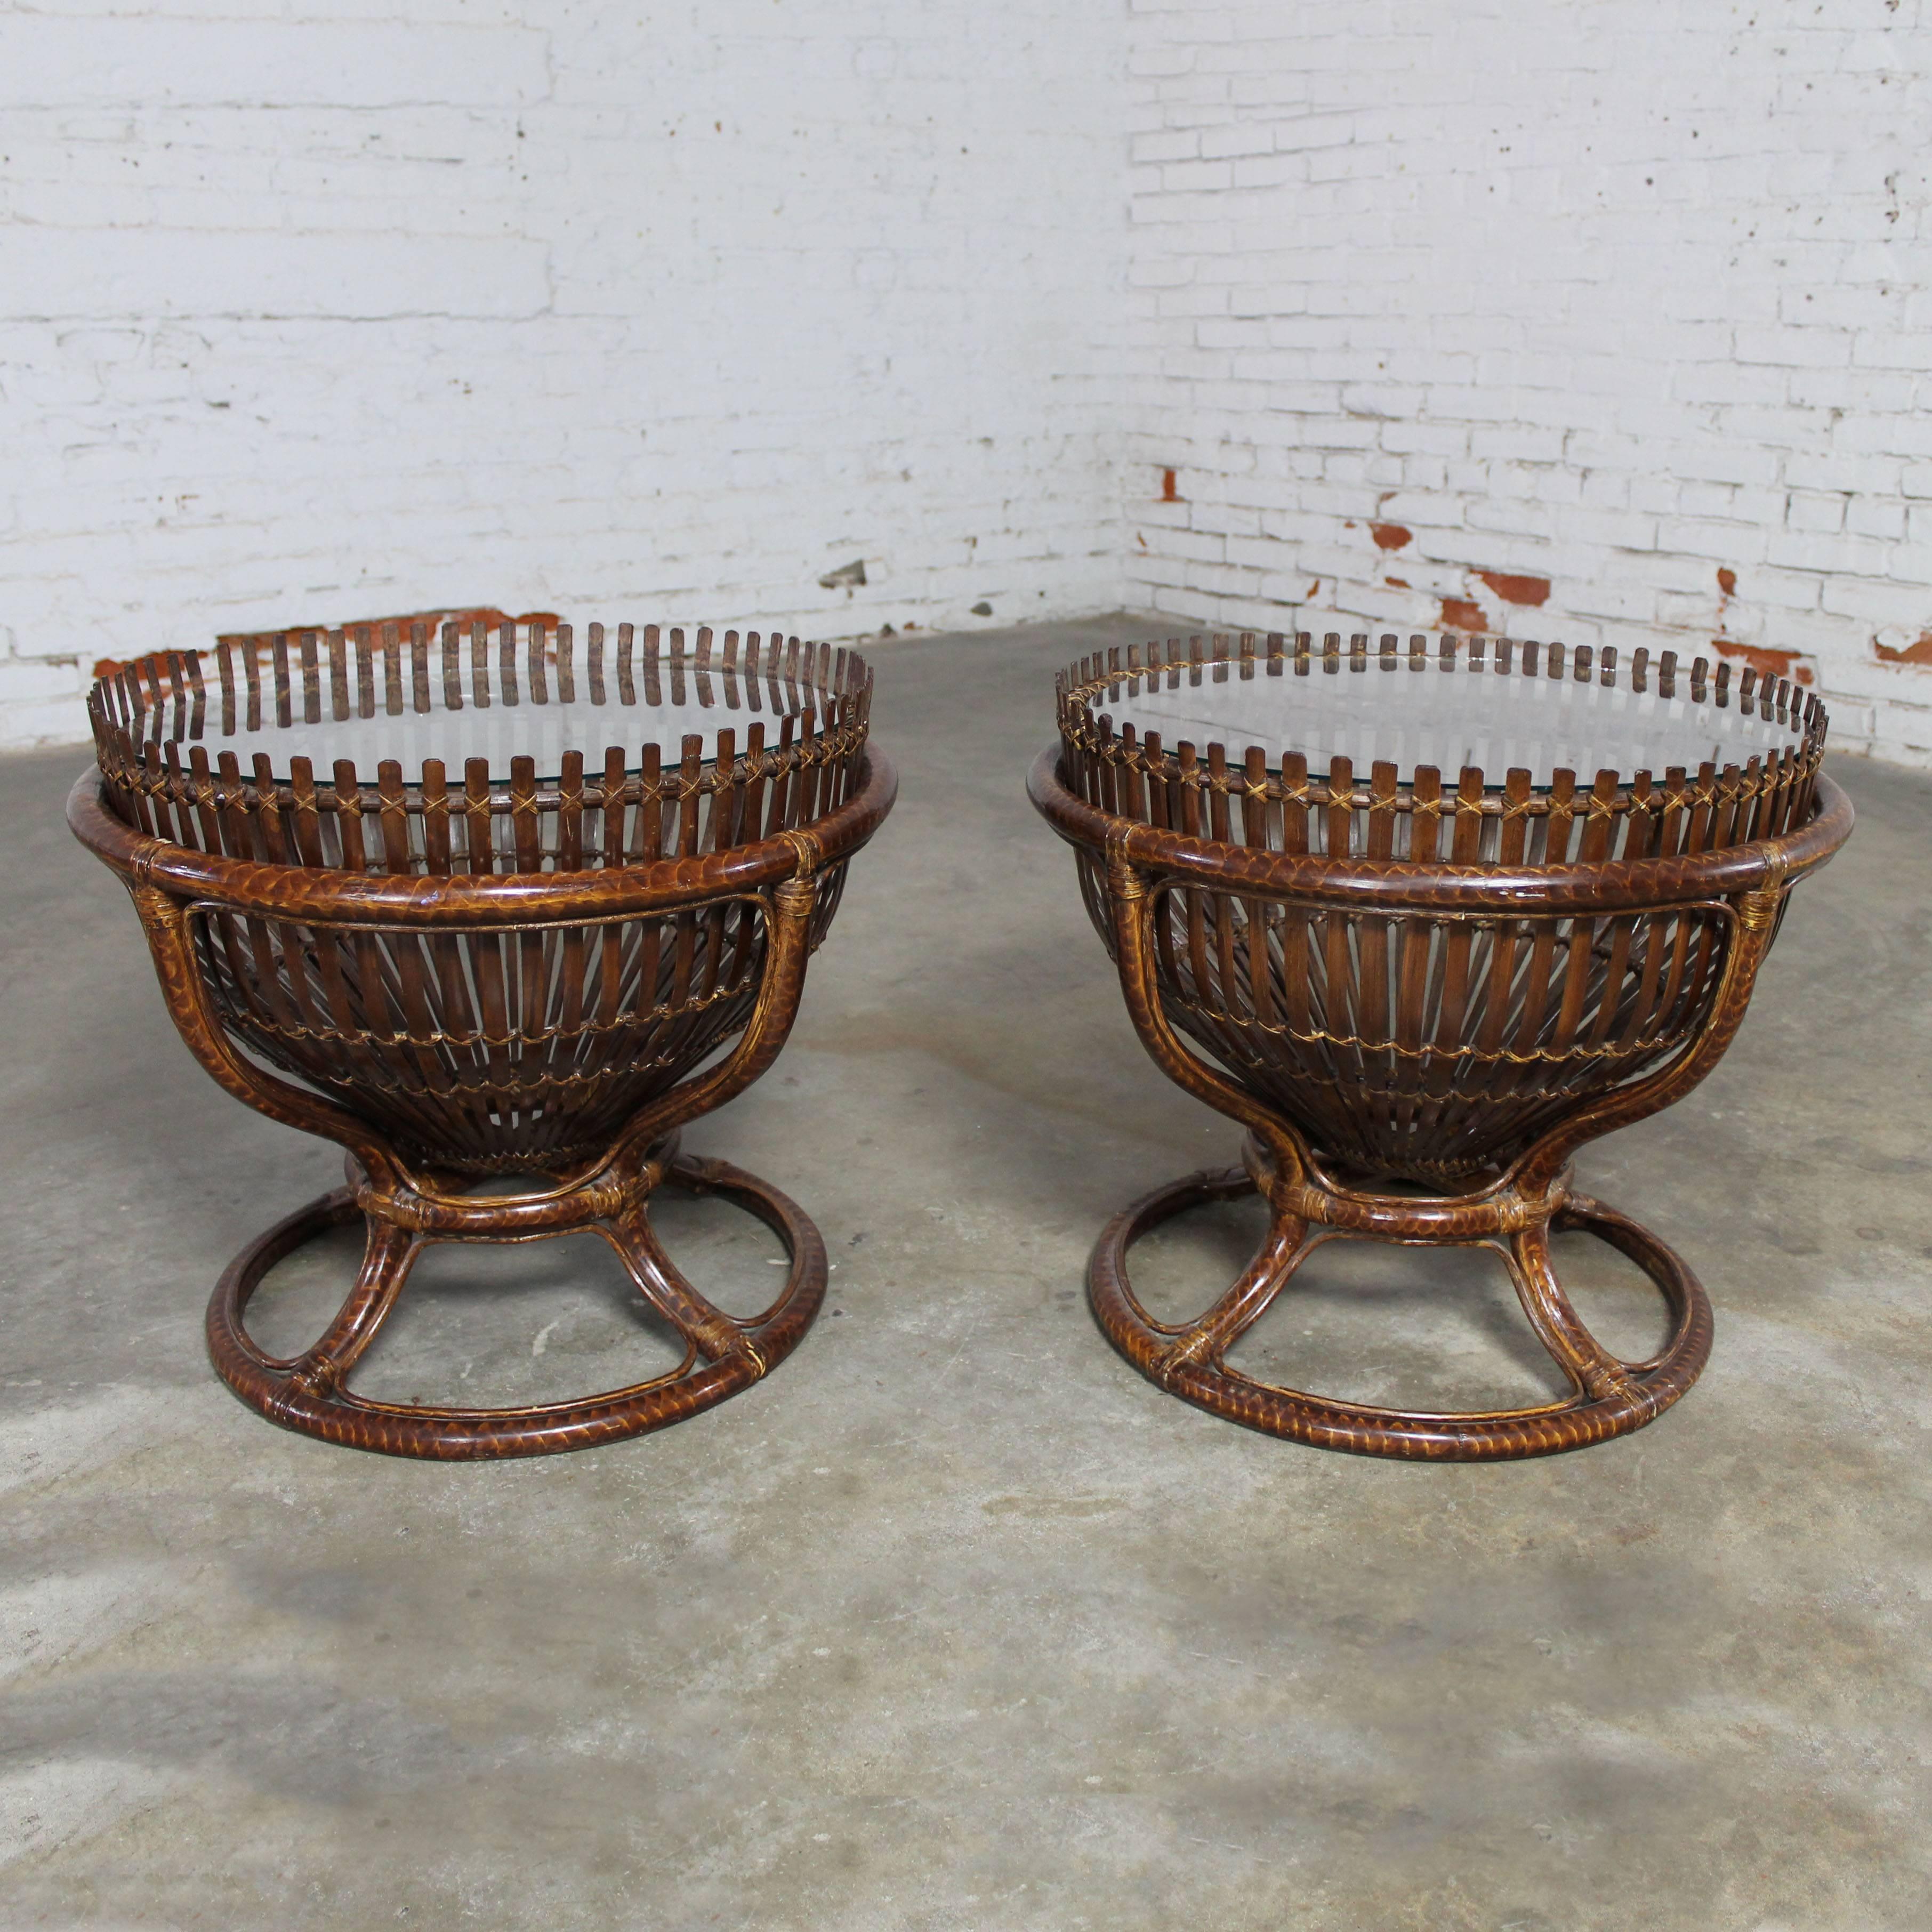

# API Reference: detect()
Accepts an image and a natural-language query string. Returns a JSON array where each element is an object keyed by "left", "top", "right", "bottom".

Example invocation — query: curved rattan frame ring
[
  {"left": 69, "top": 746, "right": 898, "bottom": 928},
  {"left": 203, "top": 1145, "right": 829, "bottom": 1461},
  {"left": 1030, "top": 746, "right": 1853, "bottom": 914},
  {"left": 1088, "top": 1161, "right": 1712, "bottom": 1461}
]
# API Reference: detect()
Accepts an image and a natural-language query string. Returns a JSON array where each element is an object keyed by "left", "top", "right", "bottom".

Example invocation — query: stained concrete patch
[{"left": 3, "top": 616, "right": 1929, "bottom": 1929}]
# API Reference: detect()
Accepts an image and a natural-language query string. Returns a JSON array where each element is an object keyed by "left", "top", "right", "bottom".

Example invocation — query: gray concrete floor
[{"left": 4, "top": 615, "right": 1930, "bottom": 1930}]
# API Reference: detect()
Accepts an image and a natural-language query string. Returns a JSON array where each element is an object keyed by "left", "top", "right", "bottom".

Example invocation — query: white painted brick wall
[
  {"left": 0, "top": 1, "right": 1131, "bottom": 747},
  {"left": 1124, "top": 0, "right": 1932, "bottom": 768},
  {"left": 10, "top": 2, "right": 1932, "bottom": 769}
]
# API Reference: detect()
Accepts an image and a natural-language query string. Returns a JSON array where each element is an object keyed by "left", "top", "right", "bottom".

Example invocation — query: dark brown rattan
[
  {"left": 1031, "top": 627, "right": 1853, "bottom": 1461},
  {"left": 72, "top": 618, "right": 896, "bottom": 1459}
]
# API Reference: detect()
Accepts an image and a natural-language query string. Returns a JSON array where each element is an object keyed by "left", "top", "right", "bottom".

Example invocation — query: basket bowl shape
[
  {"left": 1052, "top": 631, "right": 1827, "bottom": 1186},
  {"left": 1031, "top": 629, "right": 1851, "bottom": 1460},
  {"left": 71, "top": 617, "right": 897, "bottom": 1458},
  {"left": 83, "top": 621, "right": 873, "bottom": 1173}
]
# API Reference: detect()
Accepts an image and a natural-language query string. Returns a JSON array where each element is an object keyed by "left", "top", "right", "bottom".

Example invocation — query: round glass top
[
  {"left": 1096, "top": 657, "right": 1794, "bottom": 786},
  {"left": 244, "top": 688, "right": 809, "bottom": 779},
  {"left": 112, "top": 631, "right": 850, "bottom": 782}
]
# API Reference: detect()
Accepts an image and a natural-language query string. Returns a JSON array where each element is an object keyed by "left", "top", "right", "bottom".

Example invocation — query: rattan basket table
[
  {"left": 71, "top": 619, "right": 895, "bottom": 1459},
  {"left": 1031, "top": 630, "right": 1852, "bottom": 1460}
]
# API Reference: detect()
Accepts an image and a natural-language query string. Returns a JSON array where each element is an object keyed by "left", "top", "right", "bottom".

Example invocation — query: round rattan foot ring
[
  {"left": 207, "top": 1152, "right": 827, "bottom": 1460},
  {"left": 1089, "top": 1165, "right": 1713, "bottom": 1462}
]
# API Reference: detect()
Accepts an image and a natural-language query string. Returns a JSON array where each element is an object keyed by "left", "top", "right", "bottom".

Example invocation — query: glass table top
[
  {"left": 244, "top": 691, "right": 811, "bottom": 779},
  {"left": 133, "top": 662, "right": 834, "bottom": 780},
  {"left": 1093, "top": 659, "right": 1796, "bottom": 786}
]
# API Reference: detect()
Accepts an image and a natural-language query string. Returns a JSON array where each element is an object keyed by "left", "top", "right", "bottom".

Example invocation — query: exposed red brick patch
[
  {"left": 1717, "top": 567, "right": 1737, "bottom": 597},
  {"left": 360, "top": 606, "right": 559, "bottom": 634},
  {"left": 1370, "top": 522, "right": 1412, "bottom": 551},
  {"left": 92, "top": 609, "right": 562, "bottom": 684},
  {"left": 1384, "top": 576, "right": 1410, "bottom": 589},
  {"left": 1440, "top": 597, "right": 1487, "bottom": 633},
  {"left": 1307, "top": 579, "right": 1321, "bottom": 600},
  {"left": 1160, "top": 468, "right": 1181, "bottom": 502},
  {"left": 1474, "top": 569, "right": 1550, "bottom": 608},
  {"left": 1874, "top": 630, "right": 1932, "bottom": 669},
  {"left": 228, "top": 607, "right": 560, "bottom": 640},
  {"left": 94, "top": 649, "right": 208, "bottom": 680},
  {"left": 1712, "top": 636, "right": 1815, "bottom": 686}
]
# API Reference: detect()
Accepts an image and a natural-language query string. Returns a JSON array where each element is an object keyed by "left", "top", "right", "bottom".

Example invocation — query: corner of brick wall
[{"left": 1122, "top": 0, "right": 1932, "bottom": 770}]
